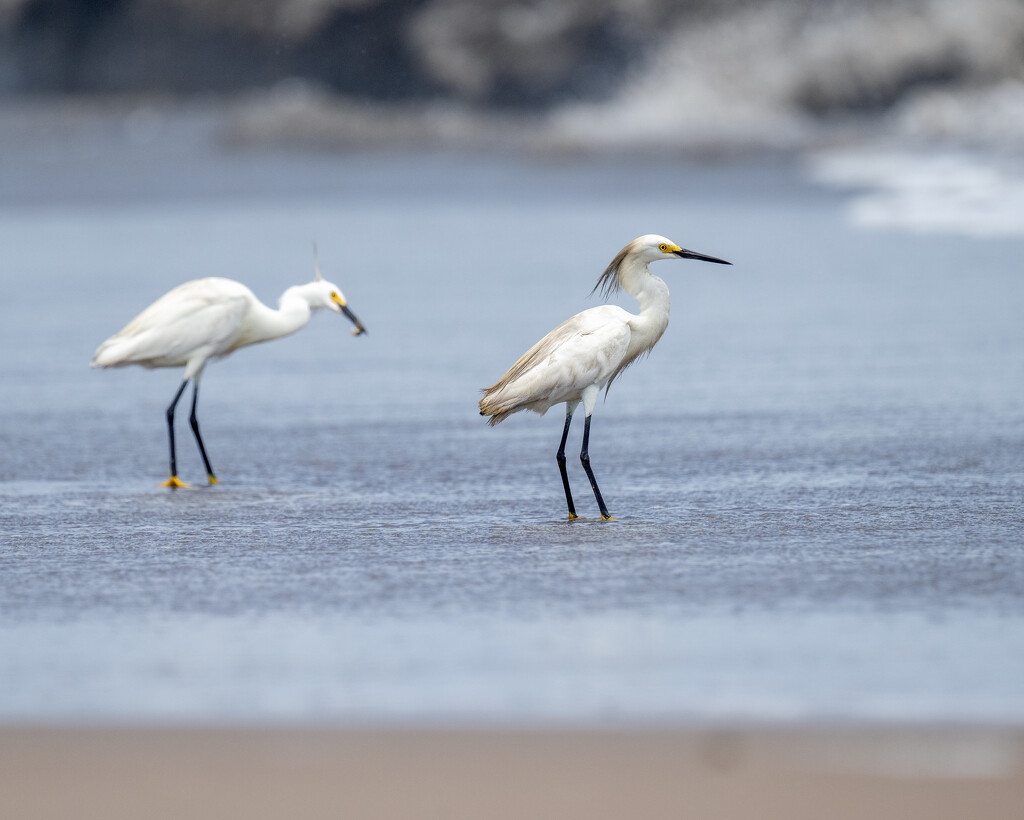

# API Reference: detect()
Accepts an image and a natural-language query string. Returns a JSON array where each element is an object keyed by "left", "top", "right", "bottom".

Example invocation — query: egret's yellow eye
[
  {"left": 330, "top": 291, "right": 346, "bottom": 306},
  {"left": 659, "top": 243, "right": 668, "bottom": 252}
]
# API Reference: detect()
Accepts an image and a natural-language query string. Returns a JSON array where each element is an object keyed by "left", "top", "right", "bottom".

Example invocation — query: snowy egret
[
  {"left": 479, "top": 234, "right": 729, "bottom": 520},
  {"left": 91, "top": 256, "right": 366, "bottom": 487}
]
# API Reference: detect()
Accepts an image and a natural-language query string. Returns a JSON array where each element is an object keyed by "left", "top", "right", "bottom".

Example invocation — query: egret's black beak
[
  {"left": 674, "top": 248, "right": 731, "bottom": 265},
  {"left": 341, "top": 305, "right": 367, "bottom": 336}
]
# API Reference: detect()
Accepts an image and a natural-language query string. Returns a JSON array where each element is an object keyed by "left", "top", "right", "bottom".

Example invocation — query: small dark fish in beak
[
  {"left": 341, "top": 305, "right": 367, "bottom": 336},
  {"left": 674, "top": 248, "right": 731, "bottom": 265}
]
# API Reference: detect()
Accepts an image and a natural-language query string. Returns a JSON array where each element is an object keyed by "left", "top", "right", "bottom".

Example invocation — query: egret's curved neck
[
  {"left": 618, "top": 256, "right": 671, "bottom": 319},
  {"left": 245, "top": 285, "right": 317, "bottom": 345}
]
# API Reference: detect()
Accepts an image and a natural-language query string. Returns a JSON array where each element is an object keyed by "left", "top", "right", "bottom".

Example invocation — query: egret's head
[
  {"left": 593, "top": 234, "right": 731, "bottom": 298},
  {"left": 310, "top": 243, "right": 366, "bottom": 336},
  {"left": 309, "top": 278, "right": 367, "bottom": 336},
  {"left": 635, "top": 234, "right": 731, "bottom": 265}
]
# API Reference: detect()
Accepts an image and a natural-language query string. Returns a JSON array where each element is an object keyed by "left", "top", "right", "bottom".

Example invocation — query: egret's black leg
[
  {"left": 188, "top": 382, "right": 218, "bottom": 484},
  {"left": 556, "top": 410, "right": 578, "bottom": 521},
  {"left": 580, "top": 414, "right": 611, "bottom": 520},
  {"left": 161, "top": 380, "right": 191, "bottom": 488}
]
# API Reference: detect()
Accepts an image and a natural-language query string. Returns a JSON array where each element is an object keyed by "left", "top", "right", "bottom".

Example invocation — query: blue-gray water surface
[{"left": 1, "top": 123, "right": 1023, "bottom": 725}]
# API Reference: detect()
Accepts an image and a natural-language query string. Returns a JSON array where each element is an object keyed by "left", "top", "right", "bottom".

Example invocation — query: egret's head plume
[
  {"left": 312, "top": 241, "right": 323, "bottom": 282},
  {"left": 593, "top": 237, "right": 635, "bottom": 299}
]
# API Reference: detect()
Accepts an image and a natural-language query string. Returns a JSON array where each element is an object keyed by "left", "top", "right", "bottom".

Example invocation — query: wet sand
[{"left": 2, "top": 726, "right": 1022, "bottom": 820}]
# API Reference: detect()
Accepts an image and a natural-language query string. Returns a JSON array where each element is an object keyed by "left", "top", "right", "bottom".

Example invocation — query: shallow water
[{"left": 1, "top": 136, "right": 1023, "bottom": 725}]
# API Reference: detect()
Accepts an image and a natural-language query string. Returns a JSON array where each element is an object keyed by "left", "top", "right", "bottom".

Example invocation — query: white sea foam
[{"left": 810, "top": 148, "right": 1024, "bottom": 237}]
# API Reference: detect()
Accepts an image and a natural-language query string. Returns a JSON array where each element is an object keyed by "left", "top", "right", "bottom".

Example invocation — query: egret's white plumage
[
  {"left": 92, "top": 261, "right": 366, "bottom": 487},
  {"left": 480, "top": 234, "right": 730, "bottom": 520}
]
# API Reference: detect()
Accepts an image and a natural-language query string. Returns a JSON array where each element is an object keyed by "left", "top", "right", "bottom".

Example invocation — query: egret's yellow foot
[
  {"left": 160, "top": 476, "right": 191, "bottom": 489},
  {"left": 568, "top": 512, "right": 579, "bottom": 521},
  {"left": 601, "top": 514, "right": 616, "bottom": 521},
  {"left": 207, "top": 475, "right": 219, "bottom": 485}
]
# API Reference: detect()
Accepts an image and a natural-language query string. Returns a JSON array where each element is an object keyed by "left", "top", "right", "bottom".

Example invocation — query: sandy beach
[{"left": 2, "top": 726, "right": 1022, "bottom": 820}]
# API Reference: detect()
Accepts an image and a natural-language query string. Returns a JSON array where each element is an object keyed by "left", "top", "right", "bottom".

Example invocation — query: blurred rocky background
[{"left": 1, "top": 0, "right": 1024, "bottom": 152}]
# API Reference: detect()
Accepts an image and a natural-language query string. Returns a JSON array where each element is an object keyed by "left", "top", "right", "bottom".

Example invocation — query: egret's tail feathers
[
  {"left": 479, "top": 391, "right": 511, "bottom": 426},
  {"left": 478, "top": 388, "right": 531, "bottom": 426},
  {"left": 90, "top": 339, "right": 124, "bottom": 368},
  {"left": 91, "top": 333, "right": 155, "bottom": 369}
]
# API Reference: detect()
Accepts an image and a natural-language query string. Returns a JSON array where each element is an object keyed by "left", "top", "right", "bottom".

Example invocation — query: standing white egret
[
  {"left": 479, "top": 234, "right": 730, "bottom": 520},
  {"left": 91, "top": 255, "right": 366, "bottom": 488}
]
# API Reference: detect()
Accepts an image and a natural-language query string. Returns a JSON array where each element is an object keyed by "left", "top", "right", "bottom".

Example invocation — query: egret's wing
[
  {"left": 92, "top": 278, "right": 252, "bottom": 369},
  {"left": 481, "top": 306, "right": 631, "bottom": 420},
  {"left": 528, "top": 309, "right": 631, "bottom": 401}
]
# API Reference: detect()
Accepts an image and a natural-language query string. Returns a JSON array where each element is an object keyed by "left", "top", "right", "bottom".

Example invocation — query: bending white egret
[
  {"left": 479, "top": 234, "right": 730, "bottom": 520},
  {"left": 91, "top": 255, "right": 366, "bottom": 487}
]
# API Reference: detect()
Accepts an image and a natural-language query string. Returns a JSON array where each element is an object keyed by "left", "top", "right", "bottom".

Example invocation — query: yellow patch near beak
[
  {"left": 665, "top": 244, "right": 682, "bottom": 253},
  {"left": 331, "top": 292, "right": 347, "bottom": 307}
]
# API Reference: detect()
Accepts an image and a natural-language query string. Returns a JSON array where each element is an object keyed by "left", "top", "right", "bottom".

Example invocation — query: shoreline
[{"left": 3, "top": 724, "right": 1022, "bottom": 820}]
